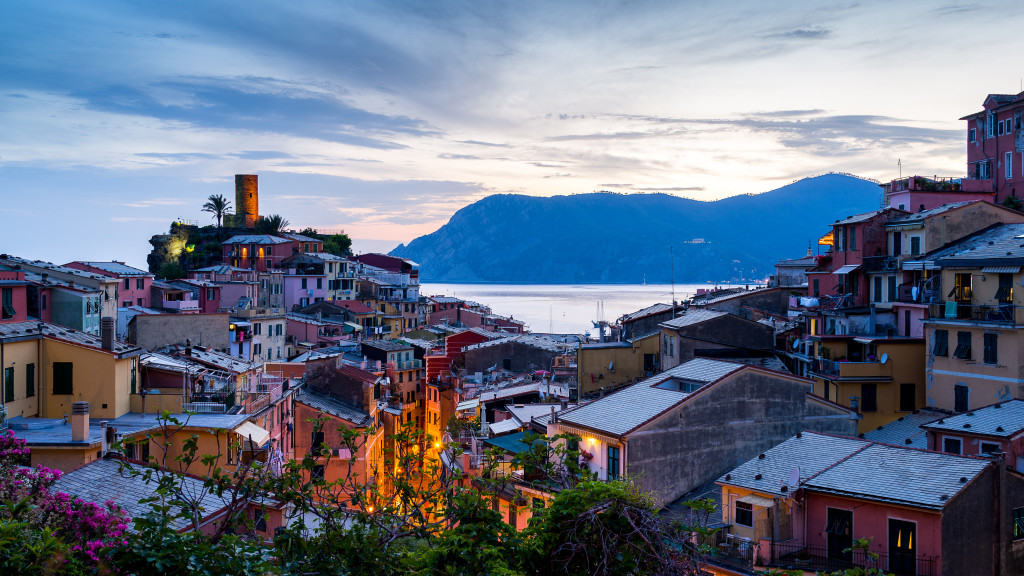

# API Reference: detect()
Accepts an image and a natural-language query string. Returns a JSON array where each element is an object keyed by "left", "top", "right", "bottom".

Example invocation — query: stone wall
[{"left": 127, "top": 313, "right": 230, "bottom": 353}]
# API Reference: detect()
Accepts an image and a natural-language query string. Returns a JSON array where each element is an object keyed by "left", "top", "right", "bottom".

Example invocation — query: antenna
[{"left": 670, "top": 245, "right": 675, "bottom": 306}]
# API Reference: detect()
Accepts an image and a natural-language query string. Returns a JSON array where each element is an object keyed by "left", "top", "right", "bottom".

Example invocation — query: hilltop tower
[{"left": 235, "top": 174, "right": 259, "bottom": 228}]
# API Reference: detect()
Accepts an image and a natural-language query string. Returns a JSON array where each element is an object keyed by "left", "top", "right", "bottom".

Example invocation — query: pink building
[
  {"left": 283, "top": 275, "right": 326, "bottom": 310},
  {"left": 64, "top": 261, "right": 155, "bottom": 308},
  {"left": 221, "top": 235, "right": 293, "bottom": 272},
  {"left": 0, "top": 267, "right": 30, "bottom": 324},
  {"left": 923, "top": 399, "right": 1024, "bottom": 473},
  {"left": 719, "top": 431, "right": 1024, "bottom": 575},
  {"left": 881, "top": 176, "right": 995, "bottom": 213},
  {"left": 960, "top": 92, "right": 1024, "bottom": 203},
  {"left": 215, "top": 281, "right": 258, "bottom": 311}
]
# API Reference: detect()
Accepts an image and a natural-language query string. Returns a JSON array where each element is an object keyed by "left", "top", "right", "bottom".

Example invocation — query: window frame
[
  {"left": 607, "top": 445, "right": 620, "bottom": 481},
  {"left": 1014, "top": 508, "right": 1024, "bottom": 541},
  {"left": 932, "top": 329, "right": 948, "bottom": 356},
  {"left": 860, "top": 383, "right": 877, "bottom": 412},
  {"left": 734, "top": 501, "right": 754, "bottom": 527},
  {"left": 953, "top": 331, "right": 972, "bottom": 359},
  {"left": 983, "top": 332, "right": 998, "bottom": 365},
  {"left": 980, "top": 442, "right": 1001, "bottom": 455},
  {"left": 53, "top": 362, "right": 74, "bottom": 395},
  {"left": 942, "top": 436, "right": 962, "bottom": 455}
]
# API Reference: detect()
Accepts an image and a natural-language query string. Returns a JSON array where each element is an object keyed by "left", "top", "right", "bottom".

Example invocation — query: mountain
[{"left": 389, "top": 173, "right": 883, "bottom": 284}]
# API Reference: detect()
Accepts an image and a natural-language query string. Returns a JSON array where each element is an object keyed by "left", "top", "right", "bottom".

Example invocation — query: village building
[
  {"left": 658, "top": 310, "right": 775, "bottom": 371},
  {"left": 960, "top": 91, "right": 1024, "bottom": 203}
]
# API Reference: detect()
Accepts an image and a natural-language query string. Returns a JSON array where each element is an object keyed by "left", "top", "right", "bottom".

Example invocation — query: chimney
[
  {"left": 41, "top": 273, "right": 48, "bottom": 283},
  {"left": 71, "top": 401, "right": 89, "bottom": 442},
  {"left": 101, "top": 421, "right": 108, "bottom": 454},
  {"left": 100, "top": 317, "right": 115, "bottom": 351}
]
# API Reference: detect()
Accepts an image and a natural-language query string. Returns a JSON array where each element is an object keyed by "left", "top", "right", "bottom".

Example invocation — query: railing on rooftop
[
  {"left": 183, "top": 402, "right": 227, "bottom": 414},
  {"left": 771, "top": 541, "right": 936, "bottom": 576}
]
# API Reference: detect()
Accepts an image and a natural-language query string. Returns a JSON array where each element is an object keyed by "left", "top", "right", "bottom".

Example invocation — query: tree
[
  {"left": 323, "top": 233, "right": 353, "bottom": 256},
  {"left": 255, "top": 214, "right": 290, "bottom": 235},
  {"left": 201, "top": 194, "right": 232, "bottom": 229},
  {"left": 1001, "top": 195, "right": 1023, "bottom": 212}
]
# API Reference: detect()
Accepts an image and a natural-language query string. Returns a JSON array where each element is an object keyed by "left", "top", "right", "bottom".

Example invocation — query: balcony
[
  {"left": 770, "top": 541, "right": 936, "bottom": 576},
  {"left": 928, "top": 302, "right": 1019, "bottom": 325},
  {"left": 163, "top": 299, "right": 199, "bottom": 312},
  {"left": 961, "top": 177, "right": 993, "bottom": 193},
  {"left": 861, "top": 255, "right": 898, "bottom": 273},
  {"left": 811, "top": 357, "right": 890, "bottom": 380}
]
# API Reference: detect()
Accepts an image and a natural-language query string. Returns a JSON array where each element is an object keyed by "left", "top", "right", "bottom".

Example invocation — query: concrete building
[
  {"left": 0, "top": 256, "right": 121, "bottom": 327},
  {"left": 576, "top": 332, "right": 660, "bottom": 396},
  {"left": 548, "top": 359, "right": 857, "bottom": 507},
  {"left": 659, "top": 310, "right": 775, "bottom": 370},
  {"left": 126, "top": 313, "right": 230, "bottom": 354},
  {"left": 463, "top": 334, "right": 571, "bottom": 375}
]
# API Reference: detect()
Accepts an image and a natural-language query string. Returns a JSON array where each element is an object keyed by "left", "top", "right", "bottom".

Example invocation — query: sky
[{"left": 2, "top": 0, "right": 1024, "bottom": 270}]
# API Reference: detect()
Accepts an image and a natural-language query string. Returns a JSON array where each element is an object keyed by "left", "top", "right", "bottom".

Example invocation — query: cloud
[
  {"left": 767, "top": 28, "right": 832, "bottom": 40},
  {"left": 438, "top": 153, "right": 481, "bottom": 160},
  {"left": 930, "top": 4, "right": 984, "bottom": 16},
  {"left": 455, "top": 140, "right": 510, "bottom": 148}
]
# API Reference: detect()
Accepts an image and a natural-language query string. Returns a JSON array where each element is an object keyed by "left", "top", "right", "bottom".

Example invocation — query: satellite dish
[
  {"left": 788, "top": 467, "right": 800, "bottom": 487},
  {"left": 880, "top": 353, "right": 888, "bottom": 364},
  {"left": 791, "top": 338, "right": 802, "bottom": 350}
]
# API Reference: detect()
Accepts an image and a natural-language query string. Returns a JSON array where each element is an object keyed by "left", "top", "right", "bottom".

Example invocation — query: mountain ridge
[{"left": 390, "top": 174, "right": 883, "bottom": 284}]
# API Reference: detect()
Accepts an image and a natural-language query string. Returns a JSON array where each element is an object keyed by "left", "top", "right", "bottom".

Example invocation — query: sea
[{"left": 420, "top": 283, "right": 754, "bottom": 336}]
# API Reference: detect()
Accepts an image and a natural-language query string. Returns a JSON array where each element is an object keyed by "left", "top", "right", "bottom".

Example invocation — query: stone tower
[{"left": 235, "top": 174, "right": 259, "bottom": 228}]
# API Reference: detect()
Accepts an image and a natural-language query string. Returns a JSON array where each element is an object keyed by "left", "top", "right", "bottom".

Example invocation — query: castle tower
[{"left": 235, "top": 174, "right": 259, "bottom": 228}]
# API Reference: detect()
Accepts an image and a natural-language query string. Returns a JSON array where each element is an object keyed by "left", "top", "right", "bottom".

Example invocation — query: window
[
  {"left": 734, "top": 501, "right": 753, "bottom": 527},
  {"left": 849, "top": 227, "right": 857, "bottom": 251},
  {"left": 253, "top": 508, "right": 267, "bottom": 532},
  {"left": 980, "top": 442, "right": 1001, "bottom": 455},
  {"left": 669, "top": 336, "right": 674, "bottom": 357},
  {"left": 1014, "top": 508, "right": 1024, "bottom": 540},
  {"left": 988, "top": 112, "right": 995, "bottom": 138},
  {"left": 978, "top": 160, "right": 992, "bottom": 179},
  {"left": 508, "top": 505, "right": 517, "bottom": 528},
  {"left": 208, "top": 289, "right": 216, "bottom": 301},
  {"left": 813, "top": 278, "right": 819, "bottom": 297},
  {"left": 53, "top": 362, "right": 73, "bottom": 395},
  {"left": 999, "top": 119, "right": 1005, "bottom": 136},
  {"left": 25, "top": 363, "right": 34, "bottom": 398},
  {"left": 607, "top": 446, "right": 620, "bottom": 481},
  {"left": 984, "top": 333, "right": 998, "bottom": 364},
  {"left": 136, "top": 298, "right": 143, "bottom": 306},
  {"left": 842, "top": 227, "right": 848, "bottom": 251},
  {"left": 860, "top": 383, "right": 877, "bottom": 412},
  {"left": 3, "top": 367, "right": 13, "bottom": 403},
  {"left": 954, "top": 384, "right": 969, "bottom": 413},
  {"left": 136, "top": 278, "right": 144, "bottom": 290},
  {"left": 933, "top": 330, "right": 948, "bottom": 356},
  {"left": 123, "top": 278, "right": 130, "bottom": 290},
  {"left": 122, "top": 301, "right": 132, "bottom": 308},
  {"left": 887, "top": 276, "right": 897, "bottom": 302},
  {"left": 899, "top": 383, "right": 915, "bottom": 412},
  {"left": 266, "top": 259, "right": 271, "bottom": 269},
  {"left": 532, "top": 497, "right": 544, "bottom": 511},
  {"left": 311, "top": 431, "right": 325, "bottom": 451},
  {"left": 301, "top": 278, "right": 307, "bottom": 289},
  {"left": 997, "top": 274, "right": 1014, "bottom": 302},
  {"left": 1008, "top": 152, "right": 1014, "bottom": 179},
  {"left": 943, "top": 437, "right": 962, "bottom": 455},
  {"left": 953, "top": 331, "right": 972, "bottom": 359},
  {"left": 311, "top": 465, "right": 325, "bottom": 483},
  {"left": 130, "top": 361, "right": 136, "bottom": 394},
  {"left": 893, "top": 233, "right": 902, "bottom": 255},
  {"left": 969, "top": 127, "right": 977, "bottom": 143},
  {"left": 1, "top": 288, "right": 14, "bottom": 319},
  {"left": 872, "top": 276, "right": 882, "bottom": 303}
]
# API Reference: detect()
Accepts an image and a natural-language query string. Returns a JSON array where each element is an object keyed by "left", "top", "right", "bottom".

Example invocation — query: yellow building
[
  {"left": 908, "top": 223, "right": 1024, "bottom": 412},
  {"left": 576, "top": 333, "right": 659, "bottom": 397},
  {"left": 808, "top": 336, "right": 925, "bottom": 433}
]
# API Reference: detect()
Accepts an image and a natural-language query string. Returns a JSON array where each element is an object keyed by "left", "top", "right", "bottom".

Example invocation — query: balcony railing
[
  {"left": 928, "top": 302, "right": 1018, "bottom": 325},
  {"left": 183, "top": 401, "right": 227, "bottom": 413},
  {"left": 861, "top": 255, "right": 898, "bottom": 273},
  {"left": 771, "top": 540, "right": 936, "bottom": 576}
]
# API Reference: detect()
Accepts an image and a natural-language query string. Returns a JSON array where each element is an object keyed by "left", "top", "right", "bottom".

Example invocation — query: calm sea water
[{"left": 420, "top": 283, "right": 750, "bottom": 335}]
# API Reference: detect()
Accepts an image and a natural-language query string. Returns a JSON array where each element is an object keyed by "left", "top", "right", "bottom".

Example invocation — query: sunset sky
[{"left": 2, "top": 0, "right": 1023, "bottom": 268}]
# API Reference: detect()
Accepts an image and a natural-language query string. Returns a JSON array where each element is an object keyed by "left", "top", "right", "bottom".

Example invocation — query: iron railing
[
  {"left": 771, "top": 540, "right": 936, "bottom": 575},
  {"left": 928, "top": 302, "right": 1018, "bottom": 325}
]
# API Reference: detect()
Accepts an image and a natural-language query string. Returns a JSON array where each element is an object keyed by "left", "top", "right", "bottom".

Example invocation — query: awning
[
  {"left": 737, "top": 494, "right": 777, "bottom": 508},
  {"left": 344, "top": 322, "right": 363, "bottom": 332},
  {"left": 832, "top": 264, "right": 861, "bottom": 275},
  {"left": 982, "top": 266, "right": 1022, "bottom": 274},
  {"left": 456, "top": 399, "right": 480, "bottom": 412},
  {"left": 235, "top": 421, "right": 270, "bottom": 448},
  {"left": 488, "top": 418, "right": 522, "bottom": 435}
]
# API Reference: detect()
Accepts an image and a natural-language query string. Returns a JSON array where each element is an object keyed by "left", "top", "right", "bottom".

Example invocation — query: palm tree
[
  {"left": 202, "top": 194, "right": 232, "bottom": 229},
  {"left": 256, "top": 214, "right": 290, "bottom": 235}
]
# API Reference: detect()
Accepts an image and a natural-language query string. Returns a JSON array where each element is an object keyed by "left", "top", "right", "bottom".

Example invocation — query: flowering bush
[{"left": 0, "top": 431, "right": 128, "bottom": 570}]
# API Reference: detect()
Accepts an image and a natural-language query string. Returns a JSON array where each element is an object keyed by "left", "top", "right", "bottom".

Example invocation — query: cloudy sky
[{"left": 2, "top": 1, "right": 1023, "bottom": 269}]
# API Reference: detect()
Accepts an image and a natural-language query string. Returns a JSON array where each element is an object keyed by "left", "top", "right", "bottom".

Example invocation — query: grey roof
[
  {"left": 776, "top": 255, "right": 818, "bottom": 267},
  {"left": 282, "top": 232, "right": 321, "bottom": 243},
  {"left": 619, "top": 303, "right": 674, "bottom": 323},
  {"left": 464, "top": 334, "right": 569, "bottom": 353},
  {"left": 660, "top": 309, "right": 727, "bottom": 330},
  {"left": 361, "top": 339, "right": 413, "bottom": 352},
  {"left": 0, "top": 321, "right": 142, "bottom": 356},
  {"left": 907, "top": 223, "right": 1024, "bottom": 268},
  {"left": 717, "top": 432, "right": 869, "bottom": 497},
  {"left": 192, "top": 265, "right": 250, "bottom": 274},
  {"left": 222, "top": 234, "right": 292, "bottom": 245},
  {"left": 804, "top": 442, "right": 991, "bottom": 510},
  {"left": 757, "top": 317, "right": 800, "bottom": 335},
  {"left": 296, "top": 392, "right": 373, "bottom": 427},
  {"left": 71, "top": 261, "right": 152, "bottom": 276},
  {"left": 636, "top": 358, "right": 743, "bottom": 389},
  {"left": 171, "top": 345, "right": 261, "bottom": 374},
  {"left": 921, "top": 400, "right": 1024, "bottom": 438},
  {"left": 109, "top": 411, "right": 253, "bottom": 432},
  {"left": 833, "top": 207, "right": 907, "bottom": 226},
  {"left": 557, "top": 380, "right": 689, "bottom": 437},
  {"left": 885, "top": 201, "right": 974, "bottom": 225},
  {"left": 0, "top": 256, "right": 120, "bottom": 283},
  {"left": 863, "top": 410, "right": 945, "bottom": 449},
  {"left": 52, "top": 458, "right": 231, "bottom": 531},
  {"left": 506, "top": 403, "right": 566, "bottom": 425}
]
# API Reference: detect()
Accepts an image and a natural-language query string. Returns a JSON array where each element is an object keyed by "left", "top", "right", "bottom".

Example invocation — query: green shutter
[{"left": 4, "top": 367, "right": 13, "bottom": 403}]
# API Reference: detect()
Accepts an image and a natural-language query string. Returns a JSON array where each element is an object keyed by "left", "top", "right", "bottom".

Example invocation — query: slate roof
[
  {"left": 52, "top": 458, "right": 231, "bottom": 531},
  {"left": 660, "top": 309, "right": 727, "bottom": 330},
  {"left": 720, "top": 431, "right": 993, "bottom": 510},
  {"left": 296, "top": 391, "right": 373, "bottom": 427},
  {"left": 0, "top": 257, "right": 119, "bottom": 282},
  {"left": 885, "top": 201, "right": 974, "bottom": 226},
  {"left": 776, "top": 255, "right": 818, "bottom": 267},
  {"left": 863, "top": 409, "right": 945, "bottom": 449},
  {"left": 506, "top": 403, "right": 566, "bottom": 426},
  {"left": 556, "top": 380, "right": 690, "bottom": 437},
  {"left": 833, "top": 207, "right": 907, "bottom": 226},
  {"left": 718, "top": 432, "right": 868, "bottom": 497},
  {"left": 803, "top": 442, "right": 990, "bottom": 510},
  {"left": 222, "top": 234, "right": 292, "bottom": 245},
  {"left": 463, "top": 334, "right": 568, "bottom": 353},
  {"left": 330, "top": 300, "right": 376, "bottom": 314},
  {"left": 619, "top": 303, "right": 674, "bottom": 323},
  {"left": 171, "top": 346, "right": 261, "bottom": 374},
  {"left": 0, "top": 321, "right": 142, "bottom": 357},
  {"left": 70, "top": 261, "right": 152, "bottom": 276},
  {"left": 921, "top": 400, "right": 1024, "bottom": 438},
  {"left": 362, "top": 339, "right": 413, "bottom": 352},
  {"left": 282, "top": 232, "right": 320, "bottom": 243},
  {"left": 636, "top": 358, "right": 743, "bottom": 389},
  {"left": 907, "top": 223, "right": 1024, "bottom": 268}
]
